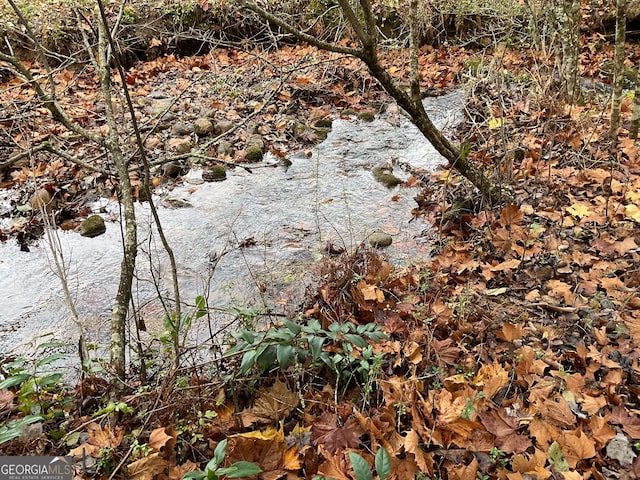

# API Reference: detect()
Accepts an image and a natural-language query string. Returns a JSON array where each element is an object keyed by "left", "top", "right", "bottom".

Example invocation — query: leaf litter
[{"left": 1, "top": 12, "right": 640, "bottom": 480}]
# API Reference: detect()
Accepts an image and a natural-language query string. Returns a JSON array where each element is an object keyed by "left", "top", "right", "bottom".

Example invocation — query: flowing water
[{"left": 0, "top": 91, "right": 462, "bottom": 360}]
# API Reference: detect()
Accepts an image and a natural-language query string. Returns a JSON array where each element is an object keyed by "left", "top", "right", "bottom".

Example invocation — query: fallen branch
[{"left": 0, "top": 141, "right": 110, "bottom": 176}]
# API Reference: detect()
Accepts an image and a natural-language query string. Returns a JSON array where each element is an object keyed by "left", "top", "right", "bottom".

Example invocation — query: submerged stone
[
  {"left": 358, "top": 110, "right": 375, "bottom": 122},
  {"left": 372, "top": 164, "right": 401, "bottom": 188},
  {"left": 79, "top": 215, "right": 106, "bottom": 238}
]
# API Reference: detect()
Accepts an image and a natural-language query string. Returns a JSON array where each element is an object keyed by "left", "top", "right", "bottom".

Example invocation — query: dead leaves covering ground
[{"left": 2, "top": 21, "right": 640, "bottom": 480}]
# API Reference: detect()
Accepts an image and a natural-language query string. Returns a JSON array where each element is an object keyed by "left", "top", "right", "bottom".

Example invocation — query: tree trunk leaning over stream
[{"left": 238, "top": 0, "right": 505, "bottom": 204}]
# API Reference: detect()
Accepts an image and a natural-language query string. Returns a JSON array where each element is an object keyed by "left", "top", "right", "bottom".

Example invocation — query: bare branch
[
  {"left": 0, "top": 51, "right": 105, "bottom": 145},
  {"left": 0, "top": 142, "right": 110, "bottom": 176},
  {"left": 238, "top": 0, "right": 363, "bottom": 57}
]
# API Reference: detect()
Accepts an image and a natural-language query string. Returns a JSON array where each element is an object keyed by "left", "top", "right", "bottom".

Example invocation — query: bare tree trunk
[
  {"left": 630, "top": 66, "right": 640, "bottom": 139},
  {"left": 610, "top": 0, "right": 628, "bottom": 140},
  {"left": 239, "top": 0, "right": 505, "bottom": 204},
  {"left": 95, "top": 13, "right": 138, "bottom": 387},
  {"left": 553, "top": 0, "right": 582, "bottom": 104}
]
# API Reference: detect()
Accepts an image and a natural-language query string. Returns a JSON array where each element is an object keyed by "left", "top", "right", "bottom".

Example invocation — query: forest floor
[{"left": 2, "top": 8, "right": 640, "bottom": 480}]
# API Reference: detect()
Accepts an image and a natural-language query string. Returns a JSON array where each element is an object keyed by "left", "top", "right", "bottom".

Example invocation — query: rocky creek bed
[{"left": 0, "top": 90, "right": 462, "bottom": 365}]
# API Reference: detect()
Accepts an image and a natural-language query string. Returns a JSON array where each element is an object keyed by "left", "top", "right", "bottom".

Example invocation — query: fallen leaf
[
  {"left": 478, "top": 408, "right": 532, "bottom": 454},
  {"left": 126, "top": 452, "right": 170, "bottom": 480},
  {"left": 311, "top": 413, "right": 364, "bottom": 454},
  {"left": 557, "top": 430, "right": 596, "bottom": 468}
]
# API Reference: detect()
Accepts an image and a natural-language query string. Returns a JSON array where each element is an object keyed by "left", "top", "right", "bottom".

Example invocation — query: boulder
[
  {"left": 79, "top": 215, "right": 106, "bottom": 238},
  {"left": 368, "top": 231, "right": 392, "bottom": 248}
]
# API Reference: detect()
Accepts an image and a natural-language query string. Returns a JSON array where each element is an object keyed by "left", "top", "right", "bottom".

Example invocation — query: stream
[{"left": 0, "top": 90, "right": 462, "bottom": 361}]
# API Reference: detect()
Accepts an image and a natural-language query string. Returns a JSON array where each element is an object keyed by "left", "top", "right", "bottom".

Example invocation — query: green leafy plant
[
  {"left": 348, "top": 447, "right": 392, "bottom": 480},
  {"left": 0, "top": 415, "right": 44, "bottom": 445},
  {"left": 0, "top": 334, "right": 74, "bottom": 445},
  {"left": 225, "top": 318, "right": 388, "bottom": 391},
  {"left": 183, "top": 438, "right": 262, "bottom": 480}
]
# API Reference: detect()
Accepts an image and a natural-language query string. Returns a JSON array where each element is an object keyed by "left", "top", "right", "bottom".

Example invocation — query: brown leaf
[
  {"left": 541, "top": 397, "right": 576, "bottom": 428},
  {"left": 0, "top": 389, "right": 16, "bottom": 409},
  {"left": 450, "top": 457, "right": 478, "bottom": 480},
  {"left": 557, "top": 429, "right": 596, "bottom": 468},
  {"left": 316, "top": 445, "right": 350, "bottom": 480},
  {"left": 252, "top": 379, "right": 300, "bottom": 422},
  {"left": 475, "top": 361, "right": 509, "bottom": 399},
  {"left": 149, "top": 427, "right": 173, "bottom": 452},
  {"left": 589, "top": 415, "right": 616, "bottom": 449},
  {"left": 511, "top": 448, "right": 550, "bottom": 479},
  {"left": 405, "top": 429, "right": 432, "bottom": 473},
  {"left": 499, "top": 323, "right": 523, "bottom": 342},
  {"left": 69, "top": 422, "right": 124, "bottom": 457},
  {"left": 168, "top": 461, "right": 198, "bottom": 480},
  {"left": 478, "top": 408, "right": 532, "bottom": 454},
  {"left": 500, "top": 204, "right": 524, "bottom": 226},
  {"left": 126, "top": 452, "right": 170, "bottom": 480},
  {"left": 611, "top": 405, "right": 640, "bottom": 439},
  {"left": 311, "top": 413, "right": 364, "bottom": 454}
]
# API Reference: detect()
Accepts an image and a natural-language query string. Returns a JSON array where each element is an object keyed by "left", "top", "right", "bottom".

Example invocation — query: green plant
[
  {"left": 131, "top": 439, "right": 152, "bottom": 459},
  {"left": 225, "top": 318, "right": 388, "bottom": 392},
  {"left": 97, "top": 447, "right": 116, "bottom": 474},
  {"left": 184, "top": 439, "right": 262, "bottom": 480},
  {"left": 95, "top": 400, "right": 134, "bottom": 416},
  {"left": 0, "top": 335, "right": 76, "bottom": 445},
  {"left": 489, "top": 447, "right": 510, "bottom": 468},
  {"left": 0, "top": 416, "right": 44, "bottom": 445},
  {"left": 348, "top": 448, "right": 392, "bottom": 480},
  {"left": 0, "top": 334, "right": 69, "bottom": 414},
  {"left": 158, "top": 295, "right": 209, "bottom": 366}
]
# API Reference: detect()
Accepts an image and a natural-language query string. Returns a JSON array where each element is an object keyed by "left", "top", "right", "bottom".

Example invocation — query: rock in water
[
  {"left": 368, "top": 231, "right": 392, "bottom": 248},
  {"left": 202, "top": 165, "right": 227, "bottom": 182},
  {"left": 79, "top": 215, "right": 106, "bottom": 238},
  {"left": 245, "top": 145, "right": 263, "bottom": 162}
]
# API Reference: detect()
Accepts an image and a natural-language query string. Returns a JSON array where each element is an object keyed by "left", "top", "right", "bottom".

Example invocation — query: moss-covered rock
[
  {"left": 313, "top": 127, "right": 331, "bottom": 140},
  {"left": 246, "top": 145, "right": 264, "bottom": 162},
  {"left": 202, "top": 165, "right": 227, "bottom": 182},
  {"left": 314, "top": 118, "right": 333, "bottom": 128},
  {"left": 372, "top": 164, "right": 401, "bottom": 188},
  {"left": 79, "top": 215, "right": 106, "bottom": 238},
  {"left": 358, "top": 110, "right": 376, "bottom": 122},
  {"left": 194, "top": 117, "right": 215, "bottom": 135}
]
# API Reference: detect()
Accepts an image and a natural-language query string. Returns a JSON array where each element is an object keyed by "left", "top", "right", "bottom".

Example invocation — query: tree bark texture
[
  {"left": 630, "top": 66, "right": 640, "bottom": 138},
  {"left": 95, "top": 14, "right": 138, "bottom": 386},
  {"left": 610, "top": 0, "right": 628, "bottom": 140},
  {"left": 553, "top": 0, "right": 581, "bottom": 104}
]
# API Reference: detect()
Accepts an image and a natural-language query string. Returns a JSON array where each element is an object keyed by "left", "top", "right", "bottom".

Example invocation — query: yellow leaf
[
  {"left": 566, "top": 203, "right": 590, "bottom": 219},
  {"left": 624, "top": 204, "right": 640, "bottom": 221},
  {"left": 282, "top": 446, "right": 303, "bottom": 470},
  {"left": 488, "top": 117, "right": 504, "bottom": 130},
  {"left": 234, "top": 427, "right": 279, "bottom": 441}
]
